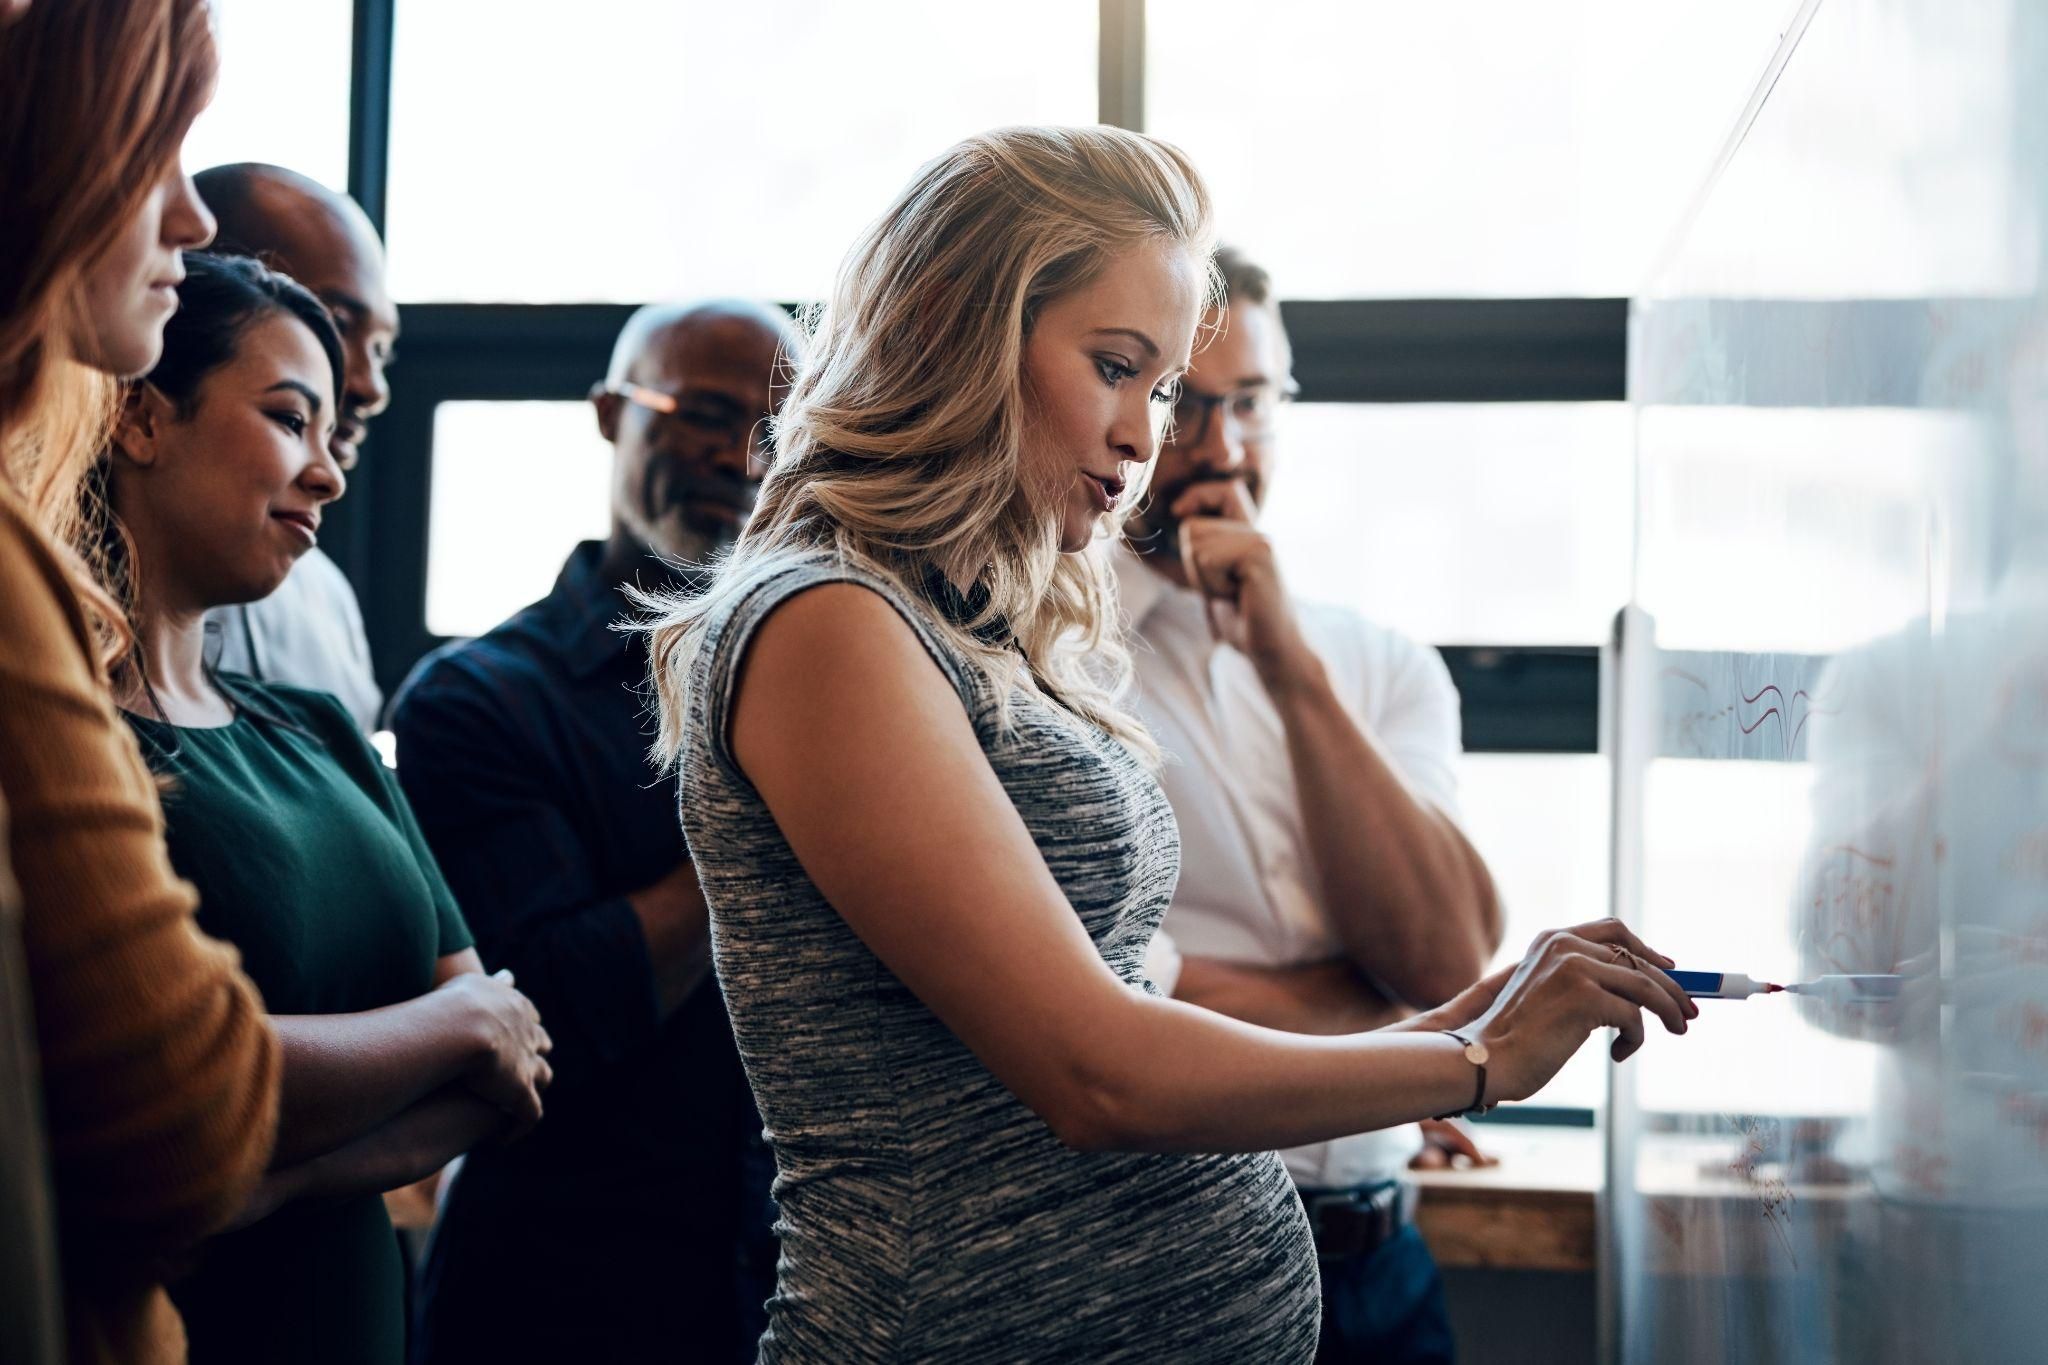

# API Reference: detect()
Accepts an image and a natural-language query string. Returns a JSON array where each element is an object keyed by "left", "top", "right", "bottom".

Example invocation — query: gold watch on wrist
[{"left": 1434, "top": 1029, "right": 1493, "bottom": 1120}]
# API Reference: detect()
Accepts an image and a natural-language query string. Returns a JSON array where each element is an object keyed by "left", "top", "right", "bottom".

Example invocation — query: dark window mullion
[
  {"left": 359, "top": 303, "right": 1618, "bottom": 756},
  {"left": 347, "top": 0, "right": 395, "bottom": 235},
  {"left": 1285, "top": 299, "right": 1626, "bottom": 403},
  {"left": 1098, "top": 0, "right": 1145, "bottom": 131},
  {"left": 1442, "top": 646, "right": 1601, "bottom": 754}
]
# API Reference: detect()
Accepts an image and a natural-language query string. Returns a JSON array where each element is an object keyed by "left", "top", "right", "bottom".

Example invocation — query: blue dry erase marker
[{"left": 1662, "top": 969, "right": 1784, "bottom": 1000}]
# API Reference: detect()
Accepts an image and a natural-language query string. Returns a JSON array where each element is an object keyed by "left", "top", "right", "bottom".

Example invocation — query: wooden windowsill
[{"left": 1412, "top": 1125, "right": 1601, "bottom": 1273}]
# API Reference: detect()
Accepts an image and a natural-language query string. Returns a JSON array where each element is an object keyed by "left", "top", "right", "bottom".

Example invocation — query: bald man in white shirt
[
  {"left": 1122, "top": 247, "right": 1503, "bottom": 1365},
  {"left": 195, "top": 164, "right": 396, "bottom": 732}
]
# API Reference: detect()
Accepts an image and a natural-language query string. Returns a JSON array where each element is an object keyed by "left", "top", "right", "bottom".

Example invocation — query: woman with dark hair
[
  {"left": 0, "top": 5, "right": 282, "bottom": 1364},
  {"left": 86, "top": 250, "right": 554, "bottom": 1365}
]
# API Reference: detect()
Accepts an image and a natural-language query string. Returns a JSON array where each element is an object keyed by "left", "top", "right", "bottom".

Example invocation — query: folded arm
[
  {"left": 230, "top": 1087, "right": 509, "bottom": 1231},
  {"left": 1171, "top": 950, "right": 1410, "bottom": 1036},
  {"left": 1171, "top": 489, "right": 1500, "bottom": 1006},
  {"left": 1266, "top": 653, "right": 1501, "bottom": 1006},
  {"left": 268, "top": 950, "right": 533, "bottom": 1166}
]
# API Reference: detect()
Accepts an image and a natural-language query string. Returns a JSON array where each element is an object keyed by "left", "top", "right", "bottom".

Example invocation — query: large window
[
  {"left": 1457, "top": 753, "right": 1613, "bottom": 1108},
  {"left": 317, "top": 0, "right": 1665, "bottom": 1123},
  {"left": 181, "top": 0, "right": 352, "bottom": 188},
  {"left": 384, "top": 0, "right": 1097, "bottom": 302},
  {"left": 1146, "top": 0, "right": 1800, "bottom": 297},
  {"left": 425, "top": 402, "right": 611, "bottom": 637},
  {"left": 421, "top": 398, "right": 1632, "bottom": 646},
  {"left": 1261, "top": 403, "right": 1631, "bottom": 645}
]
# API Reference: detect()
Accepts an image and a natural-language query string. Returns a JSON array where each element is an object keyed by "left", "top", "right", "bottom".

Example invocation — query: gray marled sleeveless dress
[{"left": 680, "top": 553, "right": 1320, "bottom": 1363}]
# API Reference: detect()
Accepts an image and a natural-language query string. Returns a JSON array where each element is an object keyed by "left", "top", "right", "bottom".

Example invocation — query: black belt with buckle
[{"left": 1300, "top": 1180, "right": 1414, "bottom": 1262}]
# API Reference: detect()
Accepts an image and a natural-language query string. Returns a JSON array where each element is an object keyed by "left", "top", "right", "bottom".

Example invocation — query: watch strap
[{"left": 1433, "top": 1029, "right": 1490, "bottom": 1120}]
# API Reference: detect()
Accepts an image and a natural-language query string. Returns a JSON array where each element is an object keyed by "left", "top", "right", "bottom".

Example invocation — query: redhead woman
[
  {"left": 0, "top": 3, "right": 279, "bottom": 1362},
  {"left": 641, "top": 125, "right": 1696, "bottom": 1363}
]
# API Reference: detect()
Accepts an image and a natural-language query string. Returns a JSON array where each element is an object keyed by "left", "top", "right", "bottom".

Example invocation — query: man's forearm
[
  {"left": 1175, "top": 954, "right": 1411, "bottom": 1035},
  {"left": 1266, "top": 655, "right": 1503, "bottom": 1007},
  {"left": 626, "top": 860, "right": 713, "bottom": 1017}
]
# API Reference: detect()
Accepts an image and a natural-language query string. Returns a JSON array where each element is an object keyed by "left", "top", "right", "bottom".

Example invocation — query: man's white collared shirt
[
  {"left": 1116, "top": 545, "right": 1467, "bottom": 1189},
  {"left": 208, "top": 547, "right": 384, "bottom": 733}
]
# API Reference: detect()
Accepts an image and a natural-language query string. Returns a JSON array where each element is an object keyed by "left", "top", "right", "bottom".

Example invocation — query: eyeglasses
[
  {"left": 1167, "top": 380, "right": 1298, "bottom": 449},
  {"left": 599, "top": 381, "right": 774, "bottom": 468}
]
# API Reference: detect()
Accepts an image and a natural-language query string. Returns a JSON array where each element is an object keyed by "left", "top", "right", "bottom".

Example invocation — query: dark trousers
[
  {"left": 411, "top": 1143, "right": 776, "bottom": 1365},
  {"left": 1313, "top": 1224, "right": 1456, "bottom": 1365}
]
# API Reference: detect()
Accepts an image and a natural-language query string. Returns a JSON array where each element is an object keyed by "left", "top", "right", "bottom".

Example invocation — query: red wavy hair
[{"left": 0, "top": 0, "right": 218, "bottom": 661}]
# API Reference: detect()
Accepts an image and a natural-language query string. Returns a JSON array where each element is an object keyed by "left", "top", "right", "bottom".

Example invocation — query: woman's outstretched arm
[{"left": 729, "top": 584, "right": 1693, "bottom": 1154}]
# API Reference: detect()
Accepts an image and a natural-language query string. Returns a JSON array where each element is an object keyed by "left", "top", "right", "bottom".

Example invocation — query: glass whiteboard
[{"left": 1611, "top": 1, "right": 2048, "bottom": 1361}]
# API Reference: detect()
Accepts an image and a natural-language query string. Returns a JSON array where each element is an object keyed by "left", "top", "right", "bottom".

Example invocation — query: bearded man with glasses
[
  {"left": 392, "top": 301, "right": 797, "bottom": 1364},
  {"left": 1117, "top": 247, "right": 1504, "bottom": 1365}
]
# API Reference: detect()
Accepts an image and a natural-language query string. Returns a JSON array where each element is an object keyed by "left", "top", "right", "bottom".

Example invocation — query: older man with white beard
[{"left": 392, "top": 301, "right": 797, "bottom": 1365}]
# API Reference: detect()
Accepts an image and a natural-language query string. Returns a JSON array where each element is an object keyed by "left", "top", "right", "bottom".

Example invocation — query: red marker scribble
[
  {"left": 2004, "top": 832, "right": 2048, "bottom": 883},
  {"left": 1990, "top": 913, "right": 2048, "bottom": 965},
  {"left": 2006, "top": 1003, "right": 2048, "bottom": 1053},
  {"left": 1739, "top": 682, "right": 1838, "bottom": 756},
  {"left": 1806, "top": 843, "right": 1904, "bottom": 977},
  {"left": 1661, "top": 666, "right": 1711, "bottom": 692},
  {"left": 1894, "top": 1142, "right": 1951, "bottom": 1196},
  {"left": 2001, "top": 1092, "right": 2048, "bottom": 1154},
  {"left": 1786, "top": 690, "right": 1840, "bottom": 750},
  {"left": 1660, "top": 664, "right": 1835, "bottom": 758},
  {"left": 1995, "top": 665, "right": 2048, "bottom": 768},
  {"left": 1649, "top": 1200, "right": 1686, "bottom": 1250},
  {"left": 1826, "top": 844, "right": 1897, "bottom": 869},
  {"left": 1739, "top": 706, "right": 1784, "bottom": 738},
  {"left": 1726, "top": 1114, "right": 1798, "bottom": 1265}
]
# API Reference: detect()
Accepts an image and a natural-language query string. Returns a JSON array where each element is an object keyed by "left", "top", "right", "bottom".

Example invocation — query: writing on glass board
[
  {"left": 1727, "top": 1114, "right": 1799, "bottom": 1266},
  {"left": 1656, "top": 656, "right": 1836, "bottom": 762},
  {"left": 1805, "top": 844, "right": 1904, "bottom": 977}
]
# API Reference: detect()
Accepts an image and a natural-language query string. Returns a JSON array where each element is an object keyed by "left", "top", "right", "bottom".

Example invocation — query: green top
[{"left": 126, "top": 675, "right": 472, "bottom": 1365}]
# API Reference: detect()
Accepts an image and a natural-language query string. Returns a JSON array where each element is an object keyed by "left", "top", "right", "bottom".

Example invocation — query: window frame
[{"left": 326, "top": 291, "right": 1620, "bottom": 747}]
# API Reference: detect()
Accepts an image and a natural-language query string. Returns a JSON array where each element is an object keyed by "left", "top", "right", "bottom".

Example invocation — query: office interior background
[{"left": 160, "top": 2, "right": 2044, "bottom": 1360}]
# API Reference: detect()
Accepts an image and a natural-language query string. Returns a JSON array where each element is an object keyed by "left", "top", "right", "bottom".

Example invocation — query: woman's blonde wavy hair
[{"left": 639, "top": 124, "right": 1217, "bottom": 766}]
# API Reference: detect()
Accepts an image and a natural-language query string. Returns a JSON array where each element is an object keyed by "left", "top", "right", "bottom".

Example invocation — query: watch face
[{"left": 1466, "top": 1041, "right": 1491, "bottom": 1065}]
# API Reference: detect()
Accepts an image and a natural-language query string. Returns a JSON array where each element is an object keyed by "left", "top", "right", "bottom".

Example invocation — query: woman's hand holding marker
[{"left": 1405, "top": 919, "right": 1696, "bottom": 1107}]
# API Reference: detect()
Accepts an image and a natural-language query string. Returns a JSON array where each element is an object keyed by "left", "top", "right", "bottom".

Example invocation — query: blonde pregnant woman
[{"left": 640, "top": 125, "right": 1694, "bottom": 1363}]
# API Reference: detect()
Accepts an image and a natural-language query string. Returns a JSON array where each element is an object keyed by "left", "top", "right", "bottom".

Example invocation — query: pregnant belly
[{"left": 768, "top": 1147, "right": 1320, "bottom": 1364}]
